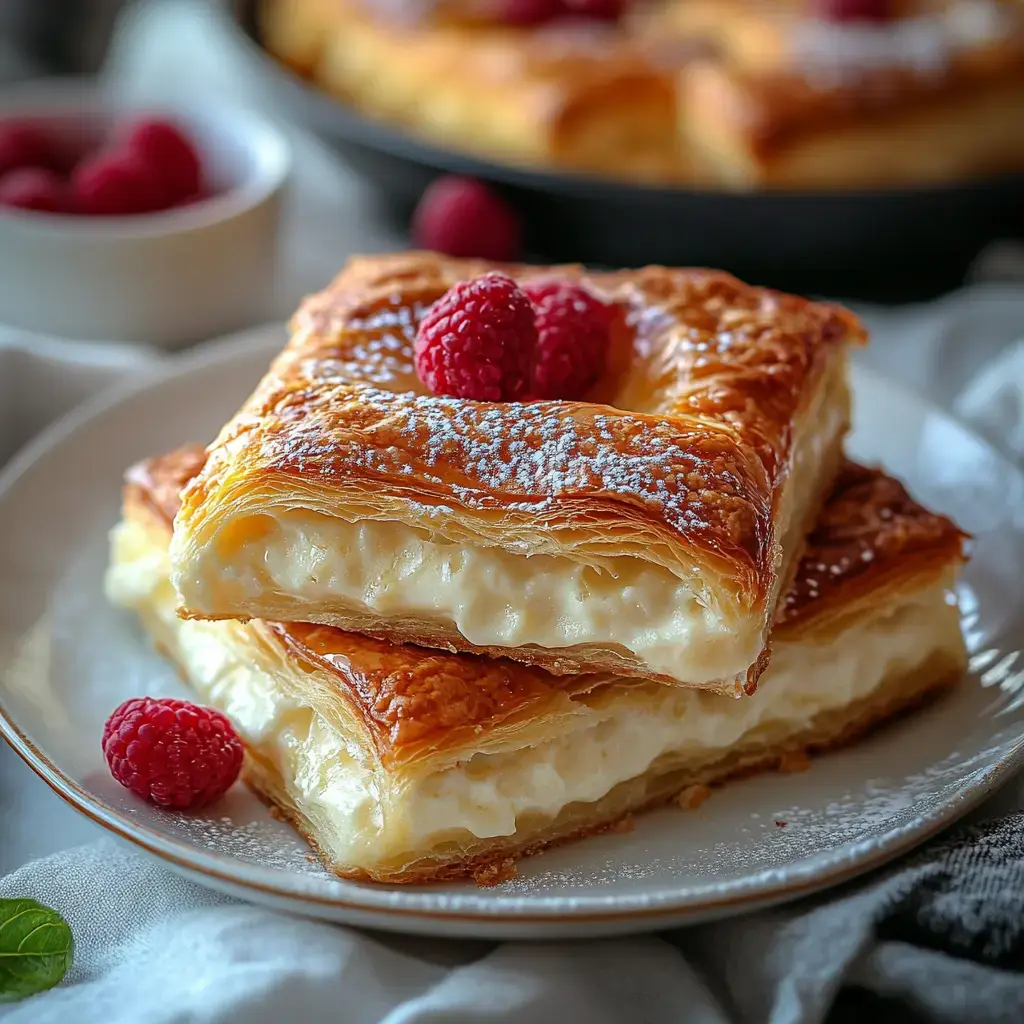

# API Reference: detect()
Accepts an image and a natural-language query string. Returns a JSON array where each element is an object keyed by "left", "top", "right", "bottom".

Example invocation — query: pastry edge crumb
[
  {"left": 473, "top": 858, "right": 518, "bottom": 887},
  {"left": 676, "top": 784, "right": 713, "bottom": 811},
  {"left": 778, "top": 750, "right": 812, "bottom": 773}
]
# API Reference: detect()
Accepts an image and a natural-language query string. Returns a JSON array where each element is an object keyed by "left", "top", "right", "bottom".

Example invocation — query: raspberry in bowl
[{"left": 0, "top": 81, "right": 290, "bottom": 348}]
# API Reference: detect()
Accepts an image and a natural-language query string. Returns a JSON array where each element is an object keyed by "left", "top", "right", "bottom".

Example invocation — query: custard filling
[
  {"left": 171, "top": 362, "right": 847, "bottom": 685},
  {"left": 111, "top": 517, "right": 960, "bottom": 872}
]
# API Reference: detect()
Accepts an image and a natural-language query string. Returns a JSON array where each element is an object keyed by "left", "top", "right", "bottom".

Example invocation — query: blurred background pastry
[{"left": 260, "top": 0, "right": 1024, "bottom": 189}]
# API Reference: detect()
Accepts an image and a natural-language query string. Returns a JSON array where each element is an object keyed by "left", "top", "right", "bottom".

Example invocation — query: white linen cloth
[{"left": 2, "top": 3, "right": 1024, "bottom": 1021}]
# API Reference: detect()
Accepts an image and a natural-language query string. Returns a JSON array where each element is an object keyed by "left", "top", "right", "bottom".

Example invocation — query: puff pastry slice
[
  {"left": 170, "top": 253, "right": 864, "bottom": 694},
  {"left": 112, "top": 446, "right": 968, "bottom": 884}
]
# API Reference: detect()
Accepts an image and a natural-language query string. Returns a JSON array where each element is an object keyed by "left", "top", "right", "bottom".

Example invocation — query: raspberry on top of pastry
[{"left": 169, "top": 253, "right": 863, "bottom": 695}]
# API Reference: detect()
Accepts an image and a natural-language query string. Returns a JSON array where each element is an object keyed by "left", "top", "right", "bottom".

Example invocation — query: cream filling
[
  {"left": 215, "top": 516, "right": 739, "bottom": 680},
  {"left": 171, "top": 370, "right": 847, "bottom": 685},
  {"left": 112, "top": 518, "right": 959, "bottom": 871}
]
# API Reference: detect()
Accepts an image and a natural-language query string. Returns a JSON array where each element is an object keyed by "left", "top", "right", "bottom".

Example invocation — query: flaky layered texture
[
  {"left": 170, "top": 254, "right": 862, "bottom": 694},
  {"left": 261, "top": 0, "right": 688, "bottom": 184},
  {"left": 261, "top": 0, "right": 1024, "bottom": 188},
  {"left": 111, "top": 447, "right": 968, "bottom": 884},
  {"left": 674, "top": 0, "right": 1024, "bottom": 188}
]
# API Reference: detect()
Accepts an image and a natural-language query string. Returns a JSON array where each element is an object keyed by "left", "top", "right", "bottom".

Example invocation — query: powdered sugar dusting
[
  {"left": 356, "top": 0, "right": 440, "bottom": 27},
  {"left": 267, "top": 385, "right": 766, "bottom": 562},
  {"left": 791, "top": 1, "right": 1012, "bottom": 84},
  {"left": 253, "top": 258, "right": 865, "bottom": 575},
  {"left": 294, "top": 300, "right": 424, "bottom": 391},
  {"left": 164, "top": 813, "right": 334, "bottom": 876}
]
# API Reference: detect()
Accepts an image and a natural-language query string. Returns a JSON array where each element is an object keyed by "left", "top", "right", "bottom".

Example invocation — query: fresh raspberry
[
  {"left": 415, "top": 273, "right": 537, "bottom": 401},
  {"left": 562, "top": 0, "right": 625, "bottom": 20},
  {"left": 525, "top": 280, "right": 612, "bottom": 399},
  {"left": 493, "top": 0, "right": 564, "bottom": 25},
  {"left": 813, "top": 0, "right": 893, "bottom": 22},
  {"left": 102, "top": 697, "right": 244, "bottom": 810},
  {"left": 412, "top": 176, "right": 522, "bottom": 262},
  {"left": 0, "top": 122, "right": 60, "bottom": 176},
  {"left": 120, "top": 119, "right": 202, "bottom": 203},
  {"left": 0, "top": 167, "right": 68, "bottom": 213},
  {"left": 72, "top": 149, "right": 168, "bottom": 216}
]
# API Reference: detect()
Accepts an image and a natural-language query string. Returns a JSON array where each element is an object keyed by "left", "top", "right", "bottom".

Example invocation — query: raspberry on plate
[
  {"left": 102, "top": 697, "right": 244, "bottom": 810},
  {"left": 0, "top": 167, "right": 68, "bottom": 213},
  {"left": 412, "top": 176, "right": 522, "bottom": 262},
  {"left": 72, "top": 149, "right": 169, "bottom": 216},
  {"left": 415, "top": 272, "right": 538, "bottom": 401},
  {"left": 525, "top": 280, "right": 612, "bottom": 399},
  {"left": 0, "top": 122, "right": 61, "bottom": 177},
  {"left": 121, "top": 119, "right": 202, "bottom": 203}
]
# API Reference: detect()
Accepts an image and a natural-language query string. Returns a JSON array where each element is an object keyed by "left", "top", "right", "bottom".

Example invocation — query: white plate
[{"left": 1, "top": 327, "right": 1023, "bottom": 940}]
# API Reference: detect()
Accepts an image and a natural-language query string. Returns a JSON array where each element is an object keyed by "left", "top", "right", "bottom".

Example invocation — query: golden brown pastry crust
[
  {"left": 170, "top": 253, "right": 863, "bottom": 690},
  {"left": 239, "top": 648, "right": 962, "bottom": 884},
  {"left": 676, "top": 0, "right": 1024, "bottom": 187},
  {"left": 262, "top": 0, "right": 688, "bottom": 183},
  {"left": 129, "top": 445, "right": 967, "bottom": 772},
  {"left": 262, "top": 0, "right": 1024, "bottom": 188},
  {"left": 777, "top": 460, "right": 971, "bottom": 632},
  {"left": 118, "top": 443, "right": 969, "bottom": 884}
]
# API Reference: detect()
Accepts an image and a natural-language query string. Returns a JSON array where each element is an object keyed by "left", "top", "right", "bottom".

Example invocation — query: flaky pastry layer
[
  {"left": 674, "top": 0, "right": 1024, "bottom": 188},
  {"left": 110, "top": 446, "right": 968, "bottom": 883},
  {"left": 261, "top": 0, "right": 1024, "bottom": 189},
  {"left": 262, "top": 0, "right": 687, "bottom": 184},
  {"left": 171, "top": 254, "right": 862, "bottom": 694}
]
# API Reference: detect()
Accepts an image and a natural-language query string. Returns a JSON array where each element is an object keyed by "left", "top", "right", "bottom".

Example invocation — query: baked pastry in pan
[
  {"left": 109, "top": 446, "right": 969, "bottom": 884},
  {"left": 673, "top": 0, "right": 1024, "bottom": 189},
  {"left": 260, "top": 0, "right": 1024, "bottom": 189},
  {"left": 169, "top": 253, "right": 863, "bottom": 694},
  {"left": 261, "top": 0, "right": 687, "bottom": 183}
]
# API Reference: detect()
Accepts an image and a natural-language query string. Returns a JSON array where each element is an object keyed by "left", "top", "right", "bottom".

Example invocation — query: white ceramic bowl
[{"left": 0, "top": 81, "right": 290, "bottom": 349}]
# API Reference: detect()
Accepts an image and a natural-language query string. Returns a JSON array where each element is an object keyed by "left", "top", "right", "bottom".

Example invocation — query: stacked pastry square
[{"left": 105, "top": 253, "right": 969, "bottom": 883}]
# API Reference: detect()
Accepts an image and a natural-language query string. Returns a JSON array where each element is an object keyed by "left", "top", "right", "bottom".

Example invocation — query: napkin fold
[
  {"left": 956, "top": 340, "right": 1024, "bottom": 465},
  {"left": 0, "top": 840, "right": 727, "bottom": 1024},
  {"left": 685, "top": 812, "right": 1024, "bottom": 1024},
  {"left": 3, "top": 816, "right": 1024, "bottom": 1024}
]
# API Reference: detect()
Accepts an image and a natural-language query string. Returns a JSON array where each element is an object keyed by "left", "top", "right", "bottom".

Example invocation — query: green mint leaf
[{"left": 0, "top": 898, "right": 73, "bottom": 1003}]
